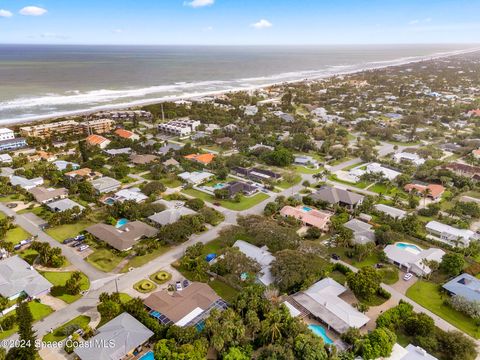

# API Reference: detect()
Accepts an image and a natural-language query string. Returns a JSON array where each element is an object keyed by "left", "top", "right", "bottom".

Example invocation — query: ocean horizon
[{"left": 0, "top": 43, "right": 478, "bottom": 125}]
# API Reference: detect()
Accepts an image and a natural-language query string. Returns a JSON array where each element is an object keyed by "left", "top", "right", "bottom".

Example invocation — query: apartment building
[
  {"left": 20, "top": 120, "right": 80, "bottom": 137},
  {"left": 79, "top": 118, "right": 115, "bottom": 134}
]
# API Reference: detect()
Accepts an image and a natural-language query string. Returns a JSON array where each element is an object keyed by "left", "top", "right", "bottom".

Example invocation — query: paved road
[{"left": 0, "top": 203, "right": 106, "bottom": 281}]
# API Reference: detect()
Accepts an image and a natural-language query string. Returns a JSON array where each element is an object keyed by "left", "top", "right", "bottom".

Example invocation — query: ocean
[{"left": 0, "top": 44, "right": 477, "bottom": 124}]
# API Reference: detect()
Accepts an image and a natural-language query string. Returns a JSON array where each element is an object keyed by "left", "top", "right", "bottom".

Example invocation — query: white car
[
  {"left": 403, "top": 272, "right": 413, "bottom": 281},
  {"left": 176, "top": 281, "right": 183, "bottom": 291}
]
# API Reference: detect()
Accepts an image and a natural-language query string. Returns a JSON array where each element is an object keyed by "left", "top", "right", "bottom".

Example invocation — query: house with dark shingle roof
[{"left": 310, "top": 185, "right": 364, "bottom": 210}]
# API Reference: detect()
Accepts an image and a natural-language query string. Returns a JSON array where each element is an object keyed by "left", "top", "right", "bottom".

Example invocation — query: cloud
[
  {"left": 202, "top": 26, "right": 213, "bottom": 31},
  {"left": 184, "top": 0, "right": 214, "bottom": 8},
  {"left": 0, "top": 9, "right": 13, "bottom": 18},
  {"left": 251, "top": 19, "right": 273, "bottom": 29},
  {"left": 19, "top": 6, "right": 47, "bottom": 16},
  {"left": 409, "top": 18, "right": 432, "bottom": 25},
  {"left": 113, "top": 29, "right": 124, "bottom": 33}
]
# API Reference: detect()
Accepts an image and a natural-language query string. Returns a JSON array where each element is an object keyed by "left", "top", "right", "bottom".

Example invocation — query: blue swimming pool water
[
  {"left": 104, "top": 198, "right": 115, "bottom": 205},
  {"left": 302, "top": 206, "right": 312, "bottom": 212},
  {"left": 115, "top": 218, "right": 128, "bottom": 228},
  {"left": 396, "top": 242, "right": 421, "bottom": 252},
  {"left": 308, "top": 324, "right": 333, "bottom": 344},
  {"left": 139, "top": 351, "right": 154, "bottom": 360},
  {"left": 213, "top": 183, "right": 226, "bottom": 190}
]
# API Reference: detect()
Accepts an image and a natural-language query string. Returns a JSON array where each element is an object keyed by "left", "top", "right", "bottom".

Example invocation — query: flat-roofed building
[
  {"left": 91, "top": 176, "right": 121, "bottom": 194},
  {"left": 158, "top": 119, "right": 201, "bottom": 136},
  {"left": 79, "top": 118, "right": 115, "bottom": 134},
  {"left": 0, "top": 128, "right": 14, "bottom": 141},
  {"left": 20, "top": 120, "right": 80, "bottom": 137}
]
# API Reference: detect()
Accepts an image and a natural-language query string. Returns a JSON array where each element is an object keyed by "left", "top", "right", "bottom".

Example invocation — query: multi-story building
[
  {"left": 79, "top": 118, "right": 115, "bottom": 134},
  {"left": 0, "top": 138, "right": 27, "bottom": 152},
  {"left": 0, "top": 128, "right": 15, "bottom": 141},
  {"left": 158, "top": 119, "right": 201, "bottom": 136},
  {"left": 20, "top": 120, "right": 80, "bottom": 137}
]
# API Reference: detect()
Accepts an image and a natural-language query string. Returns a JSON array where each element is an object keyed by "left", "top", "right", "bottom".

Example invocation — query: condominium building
[
  {"left": 20, "top": 120, "right": 80, "bottom": 137},
  {"left": 79, "top": 118, "right": 115, "bottom": 134},
  {"left": 158, "top": 119, "right": 201, "bottom": 136},
  {"left": 0, "top": 128, "right": 14, "bottom": 141}
]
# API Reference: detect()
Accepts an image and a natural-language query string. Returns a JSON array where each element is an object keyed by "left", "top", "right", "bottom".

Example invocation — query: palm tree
[{"left": 423, "top": 188, "right": 431, "bottom": 207}]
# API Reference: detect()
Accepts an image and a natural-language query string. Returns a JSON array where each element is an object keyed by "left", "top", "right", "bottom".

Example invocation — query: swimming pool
[
  {"left": 213, "top": 183, "right": 226, "bottom": 190},
  {"left": 395, "top": 242, "right": 422, "bottom": 254},
  {"left": 138, "top": 351, "right": 154, "bottom": 360},
  {"left": 308, "top": 324, "right": 333, "bottom": 345},
  {"left": 104, "top": 198, "right": 115, "bottom": 205},
  {"left": 115, "top": 218, "right": 129, "bottom": 228},
  {"left": 302, "top": 206, "right": 313, "bottom": 212}
]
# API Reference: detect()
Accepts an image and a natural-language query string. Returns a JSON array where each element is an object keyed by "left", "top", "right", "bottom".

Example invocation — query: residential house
[
  {"left": 148, "top": 201, "right": 196, "bottom": 226},
  {"left": 10, "top": 175, "right": 43, "bottom": 190},
  {"left": 290, "top": 277, "right": 370, "bottom": 334},
  {"left": 393, "top": 152, "right": 425, "bottom": 165},
  {"left": 157, "top": 142, "right": 183, "bottom": 155},
  {"left": 310, "top": 186, "right": 364, "bottom": 210},
  {"left": 384, "top": 243, "right": 445, "bottom": 276},
  {"left": 91, "top": 176, "right": 122, "bottom": 194},
  {"left": 104, "top": 148, "right": 132, "bottom": 156},
  {"left": 28, "top": 151, "right": 57, "bottom": 162},
  {"left": 231, "top": 167, "right": 282, "bottom": 182},
  {"left": 178, "top": 171, "right": 214, "bottom": 185},
  {"left": 0, "top": 256, "right": 52, "bottom": 300},
  {"left": 442, "top": 273, "right": 480, "bottom": 302},
  {"left": 130, "top": 154, "right": 158, "bottom": 165},
  {"left": 233, "top": 240, "right": 275, "bottom": 286},
  {"left": 52, "top": 160, "right": 80, "bottom": 171},
  {"left": 425, "top": 221, "right": 478, "bottom": 247},
  {"left": 404, "top": 183, "right": 445, "bottom": 199},
  {"left": 184, "top": 153, "right": 215, "bottom": 165},
  {"left": 374, "top": 204, "right": 407, "bottom": 219},
  {"left": 46, "top": 198, "right": 85, "bottom": 213},
  {"left": 28, "top": 187, "right": 68, "bottom": 204},
  {"left": 65, "top": 167, "right": 102, "bottom": 181},
  {"left": 86, "top": 221, "right": 158, "bottom": 251},
  {"left": 86, "top": 134, "right": 111, "bottom": 149},
  {"left": 114, "top": 128, "right": 140, "bottom": 141},
  {"left": 365, "top": 162, "right": 402, "bottom": 181},
  {"left": 343, "top": 218, "right": 375, "bottom": 244},
  {"left": 221, "top": 181, "right": 257, "bottom": 198},
  {"left": 384, "top": 344, "right": 438, "bottom": 360},
  {"left": 144, "top": 282, "right": 227, "bottom": 326},
  {"left": 444, "top": 162, "right": 480, "bottom": 179},
  {"left": 163, "top": 158, "right": 180, "bottom": 168},
  {"left": 294, "top": 155, "right": 320, "bottom": 169},
  {"left": 74, "top": 312, "right": 153, "bottom": 360},
  {"left": 280, "top": 205, "right": 332, "bottom": 231},
  {"left": 112, "top": 188, "right": 148, "bottom": 203},
  {"left": 0, "top": 128, "right": 14, "bottom": 141},
  {"left": 0, "top": 154, "right": 12, "bottom": 164},
  {"left": 249, "top": 144, "right": 274, "bottom": 152}
]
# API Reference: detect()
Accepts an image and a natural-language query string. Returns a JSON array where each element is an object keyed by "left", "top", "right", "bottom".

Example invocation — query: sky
[{"left": 0, "top": 0, "right": 479, "bottom": 45}]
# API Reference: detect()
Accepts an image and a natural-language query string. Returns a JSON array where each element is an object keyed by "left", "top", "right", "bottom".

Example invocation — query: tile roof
[{"left": 184, "top": 153, "right": 215, "bottom": 165}]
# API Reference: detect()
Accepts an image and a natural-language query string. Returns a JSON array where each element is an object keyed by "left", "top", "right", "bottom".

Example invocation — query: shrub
[
  {"left": 60, "top": 323, "right": 80, "bottom": 337},
  {"left": 377, "top": 287, "right": 391, "bottom": 300},
  {"left": 1, "top": 315, "right": 15, "bottom": 330},
  {"left": 332, "top": 262, "right": 353, "bottom": 275}
]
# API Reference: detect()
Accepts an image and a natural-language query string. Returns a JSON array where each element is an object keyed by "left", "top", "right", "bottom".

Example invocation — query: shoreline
[{"left": 3, "top": 46, "right": 480, "bottom": 128}]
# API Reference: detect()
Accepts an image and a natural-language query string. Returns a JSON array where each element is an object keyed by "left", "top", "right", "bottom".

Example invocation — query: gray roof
[
  {"left": 105, "top": 147, "right": 132, "bottom": 156},
  {"left": 74, "top": 312, "right": 153, "bottom": 360},
  {"left": 46, "top": 198, "right": 85, "bottom": 212},
  {"left": 0, "top": 256, "right": 52, "bottom": 298},
  {"left": 374, "top": 203, "right": 407, "bottom": 219},
  {"left": 157, "top": 143, "right": 182, "bottom": 154},
  {"left": 343, "top": 219, "right": 375, "bottom": 244},
  {"left": 311, "top": 186, "right": 364, "bottom": 206},
  {"left": 28, "top": 186, "right": 68, "bottom": 203},
  {"left": 91, "top": 176, "right": 121, "bottom": 193},
  {"left": 148, "top": 206, "right": 196, "bottom": 226},
  {"left": 442, "top": 273, "right": 480, "bottom": 302}
]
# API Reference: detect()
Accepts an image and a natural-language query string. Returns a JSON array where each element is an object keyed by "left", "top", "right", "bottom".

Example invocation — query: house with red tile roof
[
  {"left": 86, "top": 134, "right": 111, "bottom": 149},
  {"left": 114, "top": 128, "right": 140, "bottom": 141},
  {"left": 280, "top": 205, "right": 332, "bottom": 231},
  {"left": 404, "top": 183, "right": 445, "bottom": 199},
  {"left": 184, "top": 153, "right": 215, "bottom": 165},
  {"left": 467, "top": 109, "right": 480, "bottom": 118}
]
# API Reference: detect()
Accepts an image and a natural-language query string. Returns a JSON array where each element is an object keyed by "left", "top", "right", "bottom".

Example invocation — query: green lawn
[
  {"left": 46, "top": 219, "right": 95, "bottom": 242},
  {"left": 118, "top": 293, "right": 132, "bottom": 303},
  {"left": 379, "top": 267, "right": 399, "bottom": 285},
  {"left": 406, "top": 280, "right": 480, "bottom": 339},
  {"left": 120, "top": 246, "right": 170, "bottom": 273},
  {"left": 41, "top": 271, "right": 90, "bottom": 304},
  {"left": 159, "top": 177, "right": 182, "bottom": 188},
  {"left": 133, "top": 279, "right": 157, "bottom": 293},
  {"left": 86, "top": 248, "right": 126, "bottom": 272},
  {"left": 209, "top": 279, "right": 239, "bottom": 303},
  {"left": 276, "top": 174, "right": 302, "bottom": 189},
  {"left": 2, "top": 226, "right": 31, "bottom": 244},
  {"left": 18, "top": 248, "right": 39, "bottom": 264},
  {"left": 42, "top": 315, "right": 90, "bottom": 343},
  {"left": 183, "top": 189, "right": 269, "bottom": 211},
  {"left": 0, "top": 301, "right": 53, "bottom": 340},
  {"left": 328, "top": 174, "right": 370, "bottom": 189},
  {"left": 328, "top": 156, "right": 354, "bottom": 166},
  {"left": 329, "top": 270, "right": 347, "bottom": 285},
  {"left": 0, "top": 194, "right": 27, "bottom": 203},
  {"left": 18, "top": 206, "right": 51, "bottom": 218},
  {"left": 292, "top": 165, "right": 322, "bottom": 175}
]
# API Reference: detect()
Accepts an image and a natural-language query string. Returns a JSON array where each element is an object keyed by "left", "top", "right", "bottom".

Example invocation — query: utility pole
[{"left": 161, "top": 103, "right": 165, "bottom": 122}]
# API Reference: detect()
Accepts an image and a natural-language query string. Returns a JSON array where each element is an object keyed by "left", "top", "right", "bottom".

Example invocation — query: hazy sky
[{"left": 0, "top": 0, "right": 479, "bottom": 45}]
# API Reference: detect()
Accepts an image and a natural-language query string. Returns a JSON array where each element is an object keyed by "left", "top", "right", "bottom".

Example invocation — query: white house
[
  {"left": 233, "top": 240, "right": 275, "bottom": 286},
  {"left": 384, "top": 242, "right": 445, "bottom": 276},
  {"left": 366, "top": 163, "right": 402, "bottom": 180},
  {"left": 425, "top": 220, "right": 478, "bottom": 247},
  {"left": 374, "top": 204, "right": 407, "bottom": 219},
  {"left": 10, "top": 175, "right": 44, "bottom": 190},
  {"left": 0, "top": 128, "right": 15, "bottom": 141},
  {"left": 178, "top": 171, "right": 214, "bottom": 185},
  {"left": 393, "top": 152, "right": 425, "bottom": 166},
  {"left": 113, "top": 188, "right": 148, "bottom": 203},
  {"left": 294, "top": 155, "right": 320, "bottom": 169}
]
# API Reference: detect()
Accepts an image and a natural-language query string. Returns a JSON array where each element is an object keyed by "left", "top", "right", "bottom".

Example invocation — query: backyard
[
  {"left": 120, "top": 245, "right": 170, "bottom": 273},
  {"left": 46, "top": 219, "right": 95, "bottom": 242},
  {"left": 2, "top": 226, "right": 31, "bottom": 244},
  {"left": 42, "top": 315, "right": 91, "bottom": 343},
  {"left": 0, "top": 301, "right": 53, "bottom": 340},
  {"left": 86, "top": 248, "right": 127, "bottom": 272}
]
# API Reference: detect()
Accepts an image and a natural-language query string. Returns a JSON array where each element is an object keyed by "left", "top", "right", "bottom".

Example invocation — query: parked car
[
  {"left": 78, "top": 245, "right": 89, "bottom": 252},
  {"left": 63, "top": 238, "right": 75, "bottom": 245},
  {"left": 375, "top": 263, "right": 384, "bottom": 269},
  {"left": 75, "top": 234, "right": 86, "bottom": 241},
  {"left": 72, "top": 241, "right": 84, "bottom": 248},
  {"left": 403, "top": 272, "right": 413, "bottom": 281},
  {"left": 176, "top": 281, "right": 183, "bottom": 291},
  {"left": 182, "top": 279, "right": 189, "bottom": 288},
  {"left": 331, "top": 253, "right": 340, "bottom": 260}
]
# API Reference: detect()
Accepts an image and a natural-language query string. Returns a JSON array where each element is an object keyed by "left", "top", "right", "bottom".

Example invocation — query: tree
[
  {"left": 185, "top": 198, "right": 205, "bottom": 211},
  {"left": 142, "top": 181, "right": 166, "bottom": 196},
  {"left": 294, "top": 333, "right": 329, "bottom": 360},
  {"left": 440, "top": 252, "right": 465, "bottom": 276},
  {"left": 436, "top": 330, "right": 477, "bottom": 360},
  {"left": 404, "top": 312, "right": 435, "bottom": 337},
  {"left": 346, "top": 267, "right": 381, "bottom": 301},
  {"left": 361, "top": 328, "right": 396, "bottom": 360},
  {"left": 223, "top": 347, "right": 251, "bottom": 360},
  {"left": 8, "top": 301, "right": 37, "bottom": 360},
  {"left": 65, "top": 271, "right": 83, "bottom": 295}
]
